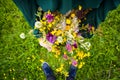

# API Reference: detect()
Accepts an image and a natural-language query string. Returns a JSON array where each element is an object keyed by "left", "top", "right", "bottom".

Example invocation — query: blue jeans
[{"left": 47, "top": 76, "right": 74, "bottom": 80}]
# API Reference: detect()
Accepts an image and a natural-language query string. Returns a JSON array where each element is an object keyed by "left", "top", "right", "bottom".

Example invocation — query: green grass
[{"left": 0, "top": 0, "right": 120, "bottom": 80}]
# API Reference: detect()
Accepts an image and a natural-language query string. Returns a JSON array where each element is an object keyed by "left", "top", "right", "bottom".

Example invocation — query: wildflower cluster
[{"left": 34, "top": 6, "right": 94, "bottom": 75}]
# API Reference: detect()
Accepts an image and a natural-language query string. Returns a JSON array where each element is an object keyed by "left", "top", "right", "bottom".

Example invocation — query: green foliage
[{"left": 0, "top": 0, "right": 120, "bottom": 80}]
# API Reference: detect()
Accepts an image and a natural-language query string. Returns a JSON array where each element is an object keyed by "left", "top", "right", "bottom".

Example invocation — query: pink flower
[
  {"left": 72, "top": 59, "right": 78, "bottom": 67},
  {"left": 66, "top": 43, "right": 72, "bottom": 52},
  {"left": 63, "top": 54, "right": 68, "bottom": 60}
]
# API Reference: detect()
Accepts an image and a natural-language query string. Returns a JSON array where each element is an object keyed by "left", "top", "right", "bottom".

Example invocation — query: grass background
[{"left": 0, "top": 0, "right": 120, "bottom": 80}]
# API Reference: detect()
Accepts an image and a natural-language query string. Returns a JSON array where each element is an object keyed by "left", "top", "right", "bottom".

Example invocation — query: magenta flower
[
  {"left": 66, "top": 43, "right": 72, "bottom": 52},
  {"left": 46, "top": 33, "right": 57, "bottom": 44},
  {"left": 46, "top": 13, "right": 54, "bottom": 23},
  {"left": 72, "top": 59, "right": 78, "bottom": 67}
]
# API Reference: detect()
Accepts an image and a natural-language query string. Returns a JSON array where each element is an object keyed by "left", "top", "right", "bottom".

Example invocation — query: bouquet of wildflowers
[{"left": 34, "top": 6, "right": 94, "bottom": 75}]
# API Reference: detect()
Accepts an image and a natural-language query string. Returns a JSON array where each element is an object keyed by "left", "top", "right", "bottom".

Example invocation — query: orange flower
[{"left": 65, "top": 25, "right": 70, "bottom": 30}]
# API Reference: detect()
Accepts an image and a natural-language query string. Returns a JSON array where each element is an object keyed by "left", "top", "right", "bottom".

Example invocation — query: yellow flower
[
  {"left": 56, "top": 67, "right": 63, "bottom": 73},
  {"left": 52, "top": 21, "right": 56, "bottom": 25},
  {"left": 42, "top": 17, "right": 46, "bottom": 20},
  {"left": 40, "top": 59, "right": 44, "bottom": 63},
  {"left": 84, "top": 52, "right": 90, "bottom": 57},
  {"left": 64, "top": 71, "right": 69, "bottom": 77},
  {"left": 55, "top": 41, "right": 59, "bottom": 45},
  {"left": 79, "top": 5, "right": 82, "bottom": 10},
  {"left": 77, "top": 51, "right": 85, "bottom": 59},
  {"left": 73, "top": 55, "right": 77, "bottom": 59},
  {"left": 56, "top": 68, "right": 61, "bottom": 72},
  {"left": 44, "top": 27, "right": 46, "bottom": 30},
  {"left": 37, "top": 66, "right": 42, "bottom": 71},
  {"left": 60, "top": 64, "right": 64, "bottom": 67},
  {"left": 78, "top": 62, "right": 85, "bottom": 69},
  {"left": 42, "top": 21, "right": 47, "bottom": 25},
  {"left": 64, "top": 52, "right": 66, "bottom": 54},
  {"left": 92, "top": 26, "right": 95, "bottom": 32},
  {"left": 51, "top": 47, "right": 55, "bottom": 52},
  {"left": 56, "top": 50, "right": 61, "bottom": 56},
  {"left": 51, "top": 30, "right": 57, "bottom": 35},
  {"left": 71, "top": 13, "right": 75, "bottom": 18},
  {"left": 56, "top": 30, "right": 62, "bottom": 36},
  {"left": 47, "top": 10, "right": 51, "bottom": 14},
  {"left": 69, "top": 62, "right": 72, "bottom": 65},
  {"left": 63, "top": 38, "right": 67, "bottom": 42},
  {"left": 48, "top": 23, "right": 52, "bottom": 28},
  {"left": 56, "top": 63, "right": 65, "bottom": 72},
  {"left": 61, "top": 32, "right": 65, "bottom": 37},
  {"left": 55, "top": 16, "right": 60, "bottom": 21},
  {"left": 73, "top": 32, "right": 77, "bottom": 38},
  {"left": 47, "top": 27, "right": 50, "bottom": 30},
  {"left": 66, "top": 19, "right": 71, "bottom": 24},
  {"left": 39, "top": 28, "right": 44, "bottom": 32},
  {"left": 51, "top": 46, "right": 56, "bottom": 52}
]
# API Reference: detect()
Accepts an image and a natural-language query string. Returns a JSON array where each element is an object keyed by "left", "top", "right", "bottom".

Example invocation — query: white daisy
[
  {"left": 20, "top": 33, "right": 25, "bottom": 39},
  {"left": 35, "top": 21, "right": 42, "bottom": 29}
]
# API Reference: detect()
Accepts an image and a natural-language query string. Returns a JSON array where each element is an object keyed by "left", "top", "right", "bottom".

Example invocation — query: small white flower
[
  {"left": 20, "top": 33, "right": 25, "bottom": 39},
  {"left": 57, "top": 36, "right": 63, "bottom": 43},
  {"left": 35, "top": 21, "right": 42, "bottom": 29}
]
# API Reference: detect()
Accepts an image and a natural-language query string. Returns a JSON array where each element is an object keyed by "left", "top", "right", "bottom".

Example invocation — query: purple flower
[
  {"left": 73, "top": 42, "right": 77, "bottom": 48},
  {"left": 46, "top": 33, "right": 57, "bottom": 44},
  {"left": 66, "top": 43, "right": 72, "bottom": 52},
  {"left": 46, "top": 13, "right": 54, "bottom": 23}
]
